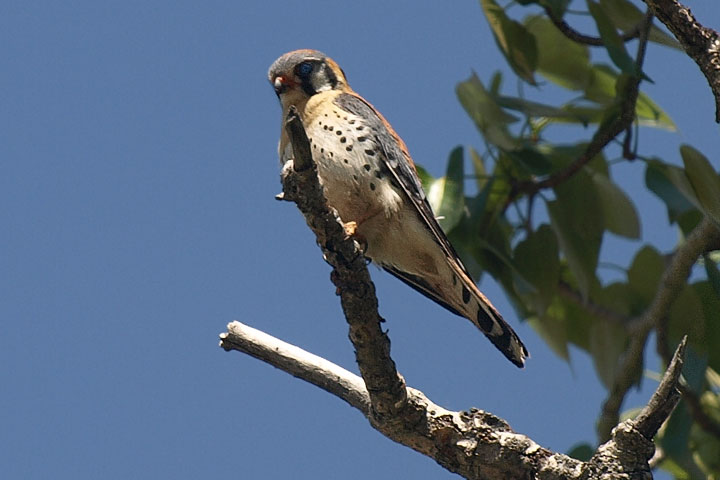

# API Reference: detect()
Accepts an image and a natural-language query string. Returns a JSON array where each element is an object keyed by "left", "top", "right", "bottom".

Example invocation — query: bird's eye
[{"left": 297, "top": 62, "right": 313, "bottom": 76}]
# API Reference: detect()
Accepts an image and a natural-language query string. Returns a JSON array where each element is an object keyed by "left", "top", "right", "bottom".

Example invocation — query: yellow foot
[{"left": 343, "top": 221, "right": 358, "bottom": 238}]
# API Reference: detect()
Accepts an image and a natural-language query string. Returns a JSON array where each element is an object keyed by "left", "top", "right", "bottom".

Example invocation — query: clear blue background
[{"left": 2, "top": 1, "right": 718, "bottom": 478}]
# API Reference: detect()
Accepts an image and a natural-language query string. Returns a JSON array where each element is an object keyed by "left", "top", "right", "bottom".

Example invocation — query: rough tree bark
[
  {"left": 642, "top": 0, "right": 720, "bottom": 122},
  {"left": 219, "top": 108, "right": 689, "bottom": 480}
]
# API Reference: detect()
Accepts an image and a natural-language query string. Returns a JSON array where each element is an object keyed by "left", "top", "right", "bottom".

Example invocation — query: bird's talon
[{"left": 343, "top": 221, "right": 358, "bottom": 238}]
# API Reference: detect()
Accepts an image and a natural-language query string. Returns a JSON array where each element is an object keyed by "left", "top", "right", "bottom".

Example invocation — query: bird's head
[{"left": 268, "top": 49, "right": 348, "bottom": 108}]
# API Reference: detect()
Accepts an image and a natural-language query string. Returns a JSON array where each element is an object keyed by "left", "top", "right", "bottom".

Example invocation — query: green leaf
[
  {"left": 547, "top": 171, "right": 603, "bottom": 298},
  {"left": 468, "top": 147, "right": 488, "bottom": 192},
  {"left": 660, "top": 401, "right": 705, "bottom": 478},
  {"left": 496, "top": 95, "right": 577, "bottom": 119},
  {"left": 505, "top": 147, "right": 553, "bottom": 176},
  {"left": 704, "top": 254, "right": 720, "bottom": 296},
  {"left": 456, "top": 73, "right": 520, "bottom": 150},
  {"left": 524, "top": 15, "right": 591, "bottom": 91},
  {"left": 668, "top": 285, "right": 707, "bottom": 359},
  {"left": 513, "top": 224, "right": 560, "bottom": 316},
  {"left": 589, "top": 172, "right": 641, "bottom": 239},
  {"left": 415, "top": 164, "right": 433, "bottom": 192},
  {"left": 627, "top": 245, "right": 664, "bottom": 304},
  {"left": 539, "top": 142, "right": 606, "bottom": 175},
  {"left": 584, "top": 65, "right": 674, "bottom": 129},
  {"left": 551, "top": 104, "right": 605, "bottom": 126},
  {"left": 635, "top": 89, "right": 675, "bottom": 129},
  {"left": 590, "top": 320, "right": 628, "bottom": 389},
  {"left": 695, "top": 280, "right": 720, "bottom": 372},
  {"left": 559, "top": 275, "right": 595, "bottom": 352},
  {"left": 592, "top": 281, "right": 636, "bottom": 317},
  {"left": 587, "top": 0, "right": 647, "bottom": 79},
  {"left": 480, "top": 0, "right": 538, "bottom": 84},
  {"left": 681, "top": 144, "right": 720, "bottom": 225},
  {"left": 516, "top": 0, "right": 570, "bottom": 18},
  {"left": 567, "top": 443, "right": 594, "bottom": 461},
  {"left": 645, "top": 159, "right": 697, "bottom": 223},
  {"left": 599, "top": 0, "right": 682, "bottom": 50},
  {"left": 693, "top": 408, "right": 720, "bottom": 477},
  {"left": 428, "top": 147, "right": 466, "bottom": 232},
  {"left": 489, "top": 71, "right": 503, "bottom": 96},
  {"left": 530, "top": 297, "right": 570, "bottom": 360}
]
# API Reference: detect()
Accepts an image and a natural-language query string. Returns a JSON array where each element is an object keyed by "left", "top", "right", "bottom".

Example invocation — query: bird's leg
[{"left": 342, "top": 207, "right": 384, "bottom": 253}]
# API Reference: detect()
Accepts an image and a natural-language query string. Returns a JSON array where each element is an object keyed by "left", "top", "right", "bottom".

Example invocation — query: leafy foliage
[{"left": 421, "top": 1, "right": 720, "bottom": 477}]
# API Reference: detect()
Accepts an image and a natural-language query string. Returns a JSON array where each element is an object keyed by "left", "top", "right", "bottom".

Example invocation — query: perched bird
[{"left": 268, "top": 49, "right": 529, "bottom": 367}]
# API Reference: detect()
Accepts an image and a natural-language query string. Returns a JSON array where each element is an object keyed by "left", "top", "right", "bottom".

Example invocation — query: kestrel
[{"left": 269, "top": 49, "right": 529, "bottom": 367}]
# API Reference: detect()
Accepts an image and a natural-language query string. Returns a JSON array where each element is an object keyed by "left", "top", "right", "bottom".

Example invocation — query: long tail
[
  {"left": 459, "top": 272, "right": 529, "bottom": 368},
  {"left": 384, "top": 262, "right": 529, "bottom": 368}
]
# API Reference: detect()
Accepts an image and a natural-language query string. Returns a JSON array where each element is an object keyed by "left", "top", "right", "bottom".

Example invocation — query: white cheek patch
[{"left": 312, "top": 70, "right": 332, "bottom": 92}]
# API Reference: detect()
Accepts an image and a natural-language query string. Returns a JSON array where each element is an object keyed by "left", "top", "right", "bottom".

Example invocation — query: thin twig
[
  {"left": 557, "top": 280, "right": 630, "bottom": 327},
  {"left": 505, "top": 11, "right": 653, "bottom": 209},
  {"left": 544, "top": 6, "right": 641, "bottom": 47}
]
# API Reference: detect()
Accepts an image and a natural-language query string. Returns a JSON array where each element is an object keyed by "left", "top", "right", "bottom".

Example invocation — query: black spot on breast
[
  {"left": 323, "top": 125, "right": 328, "bottom": 130},
  {"left": 353, "top": 174, "right": 358, "bottom": 181},
  {"left": 375, "top": 170, "right": 383, "bottom": 179},
  {"left": 462, "top": 286, "right": 470, "bottom": 304},
  {"left": 336, "top": 130, "right": 342, "bottom": 135},
  {"left": 340, "top": 137, "right": 346, "bottom": 143},
  {"left": 346, "top": 145, "right": 353, "bottom": 152},
  {"left": 363, "top": 164, "right": 371, "bottom": 171},
  {"left": 343, "top": 159, "right": 349, "bottom": 164},
  {"left": 349, "top": 119, "right": 355, "bottom": 124},
  {"left": 357, "top": 136, "right": 367, "bottom": 142},
  {"left": 370, "top": 182, "right": 376, "bottom": 191},
  {"left": 356, "top": 126, "right": 364, "bottom": 131},
  {"left": 320, "top": 148, "right": 324, "bottom": 153},
  {"left": 328, "top": 126, "right": 334, "bottom": 131},
  {"left": 365, "top": 149, "right": 375, "bottom": 156}
]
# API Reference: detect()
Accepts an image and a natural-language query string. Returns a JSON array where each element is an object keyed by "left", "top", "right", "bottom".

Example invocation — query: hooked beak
[{"left": 273, "top": 75, "right": 294, "bottom": 95}]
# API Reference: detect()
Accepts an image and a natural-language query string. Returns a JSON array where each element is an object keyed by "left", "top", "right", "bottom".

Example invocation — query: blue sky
[{"left": 2, "top": 1, "right": 719, "bottom": 478}]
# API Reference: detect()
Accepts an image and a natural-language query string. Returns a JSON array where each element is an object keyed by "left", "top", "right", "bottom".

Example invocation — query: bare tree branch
[
  {"left": 643, "top": 0, "right": 720, "bottom": 122},
  {"left": 279, "top": 106, "right": 407, "bottom": 418},
  {"left": 634, "top": 336, "right": 686, "bottom": 438},
  {"left": 220, "top": 320, "right": 688, "bottom": 480},
  {"left": 220, "top": 321, "right": 370, "bottom": 414},
  {"left": 220, "top": 106, "right": 690, "bottom": 479},
  {"left": 597, "top": 217, "right": 720, "bottom": 442}
]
